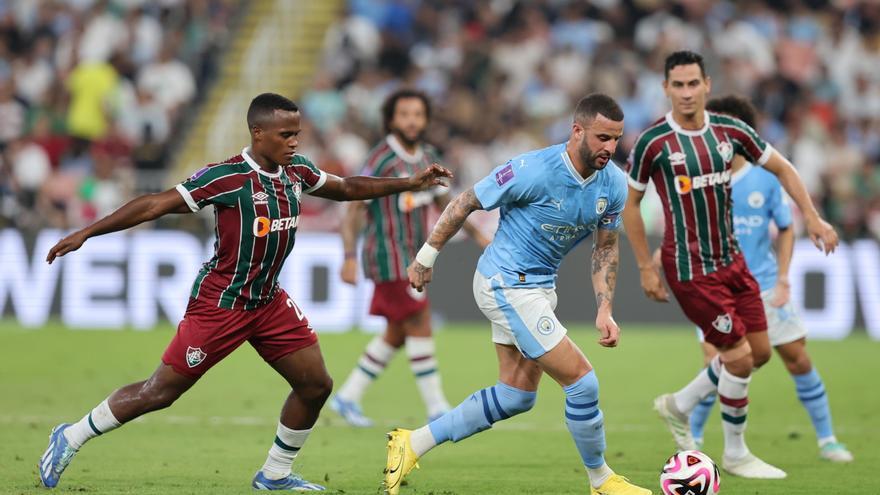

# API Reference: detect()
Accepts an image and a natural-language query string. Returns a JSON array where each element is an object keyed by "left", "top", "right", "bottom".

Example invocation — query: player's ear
[{"left": 704, "top": 76, "right": 712, "bottom": 93}]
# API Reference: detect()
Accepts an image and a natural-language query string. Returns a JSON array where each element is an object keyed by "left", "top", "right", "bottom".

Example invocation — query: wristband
[
  {"left": 415, "top": 244, "right": 439, "bottom": 268},
  {"left": 344, "top": 251, "right": 357, "bottom": 260}
]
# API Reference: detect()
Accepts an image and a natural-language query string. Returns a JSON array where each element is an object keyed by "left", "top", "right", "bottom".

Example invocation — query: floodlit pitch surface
[{"left": 1, "top": 322, "right": 875, "bottom": 494}]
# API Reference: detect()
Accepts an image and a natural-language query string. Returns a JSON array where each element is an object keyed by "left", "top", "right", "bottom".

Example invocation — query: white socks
[
  {"left": 409, "top": 425, "right": 437, "bottom": 457},
  {"left": 406, "top": 337, "right": 450, "bottom": 417},
  {"left": 63, "top": 399, "right": 121, "bottom": 450},
  {"left": 718, "top": 367, "right": 751, "bottom": 459},
  {"left": 673, "top": 355, "right": 721, "bottom": 414},
  {"left": 587, "top": 463, "right": 614, "bottom": 488},
  {"left": 337, "top": 336, "right": 397, "bottom": 403},
  {"left": 261, "top": 423, "right": 312, "bottom": 480}
]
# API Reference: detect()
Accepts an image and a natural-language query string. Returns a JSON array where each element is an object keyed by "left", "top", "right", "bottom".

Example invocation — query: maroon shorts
[
  {"left": 162, "top": 289, "right": 317, "bottom": 378},
  {"left": 369, "top": 280, "right": 429, "bottom": 323},
  {"left": 664, "top": 255, "right": 767, "bottom": 347}
]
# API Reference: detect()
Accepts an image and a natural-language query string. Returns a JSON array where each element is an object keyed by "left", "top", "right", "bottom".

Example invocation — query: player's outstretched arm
[
  {"left": 408, "top": 187, "right": 484, "bottom": 291},
  {"left": 622, "top": 186, "right": 669, "bottom": 302},
  {"left": 310, "top": 163, "right": 453, "bottom": 201},
  {"left": 763, "top": 151, "right": 838, "bottom": 254},
  {"left": 46, "top": 188, "right": 192, "bottom": 264},
  {"left": 592, "top": 228, "right": 621, "bottom": 347},
  {"left": 339, "top": 201, "right": 366, "bottom": 285}
]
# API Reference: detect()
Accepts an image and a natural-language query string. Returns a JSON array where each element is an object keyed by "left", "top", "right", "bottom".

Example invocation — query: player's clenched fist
[
  {"left": 596, "top": 312, "right": 620, "bottom": 348},
  {"left": 407, "top": 261, "right": 433, "bottom": 292}
]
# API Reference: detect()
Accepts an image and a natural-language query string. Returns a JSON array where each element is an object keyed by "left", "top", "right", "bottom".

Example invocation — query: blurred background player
[
  {"left": 623, "top": 51, "right": 839, "bottom": 479},
  {"left": 38, "top": 93, "right": 452, "bottom": 491},
  {"left": 683, "top": 95, "right": 853, "bottom": 463},
  {"left": 332, "top": 89, "right": 489, "bottom": 427},
  {"left": 385, "top": 94, "right": 651, "bottom": 495}
]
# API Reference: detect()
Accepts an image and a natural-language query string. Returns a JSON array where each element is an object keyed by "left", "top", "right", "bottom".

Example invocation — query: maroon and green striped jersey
[
  {"left": 360, "top": 135, "right": 443, "bottom": 282},
  {"left": 176, "top": 147, "right": 326, "bottom": 310},
  {"left": 627, "top": 111, "right": 773, "bottom": 282}
]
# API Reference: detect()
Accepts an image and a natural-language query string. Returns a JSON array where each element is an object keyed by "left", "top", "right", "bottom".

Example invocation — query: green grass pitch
[{"left": 1, "top": 321, "right": 876, "bottom": 494}]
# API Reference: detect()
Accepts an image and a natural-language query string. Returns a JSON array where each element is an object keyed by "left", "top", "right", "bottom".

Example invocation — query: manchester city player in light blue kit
[
  {"left": 686, "top": 96, "right": 853, "bottom": 463},
  {"left": 382, "top": 94, "right": 651, "bottom": 495}
]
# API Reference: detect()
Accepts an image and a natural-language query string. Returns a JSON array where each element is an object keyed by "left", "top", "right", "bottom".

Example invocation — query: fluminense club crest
[
  {"left": 712, "top": 314, "right": 733, "bottom": 334},
  {"left": 716, "top": 141, "right": 734, "bottom": 162},
  {"left": 186, "top": 346, "right": 207, "bottom": 368}
]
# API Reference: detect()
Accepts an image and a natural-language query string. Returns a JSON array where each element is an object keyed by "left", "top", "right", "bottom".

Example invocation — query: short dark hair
[
  {"left": 664, "top": 50, "right": 706, "bottom": 80},
  {"left": 706, "top": 95, "right": 758, "bottom": 128},
  {"left": 574, "top": 93, "right": 624, "bottom": 124},
  {"left": 382, "top": 88, "right": 431, "bottom": 134},
  {"left": 247, "top": 93, "right": 299, "bottom": 128}
]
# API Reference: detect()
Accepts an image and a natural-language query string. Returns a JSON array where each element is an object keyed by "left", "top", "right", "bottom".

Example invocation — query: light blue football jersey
[
  {"left": 731, "top": 163, "right": 792, "bottom": 291},
  {"left": 473, "top": 142, "right": 628, "bottom": 288}
]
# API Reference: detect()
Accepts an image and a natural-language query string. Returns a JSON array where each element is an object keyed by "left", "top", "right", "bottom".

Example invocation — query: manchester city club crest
[
  {"left": 748, "top": 191, "right": 765, "bottom": 208},
  {"left": 716, "top": 141, "right": 734, "bottom": 162},
  {"left": 596, "top": 197, "right": 608, "bottom": 214},
  {"left": 537, "top": 316, "right": 556, "bottom": 336},
  {"left": 186, "top": 346, "right": 207, "bottom": 368}
]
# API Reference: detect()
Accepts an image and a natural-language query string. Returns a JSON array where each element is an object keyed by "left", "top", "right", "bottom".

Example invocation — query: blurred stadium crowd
[
  {"left": 2, "top": 0, "right": 879, "bottom": 241},
  {"left": 0, "top": 0, "right": 239, "bottom": 231}
]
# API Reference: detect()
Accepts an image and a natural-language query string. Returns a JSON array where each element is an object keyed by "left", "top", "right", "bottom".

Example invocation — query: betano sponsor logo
[
  {"left": 674, "top": 170, "right": 731, "bottom": 194},
  {"left": 253, "top": 216, "right": 299, "bottom": 237}
]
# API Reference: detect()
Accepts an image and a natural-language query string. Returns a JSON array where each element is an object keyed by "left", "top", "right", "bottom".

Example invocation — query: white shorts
[
  {"left": 472, "top": 271, "right": 567, "bottom": 359},
  {"left": 696, "top": 289, "right": 807, "bottom": 347}
]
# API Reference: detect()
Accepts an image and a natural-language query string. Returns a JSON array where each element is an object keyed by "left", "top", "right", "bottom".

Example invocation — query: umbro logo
[
  {"left": 252, "top": 191, "right": 269, "bottom": 205},
  {"left": 669, "top": 152, "right": 687, "bottom": 166}
]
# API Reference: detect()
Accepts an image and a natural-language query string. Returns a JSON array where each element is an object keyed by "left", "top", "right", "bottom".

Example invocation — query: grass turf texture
[{"left": 1, "top": 321, "right": 876, "bottom": 494}]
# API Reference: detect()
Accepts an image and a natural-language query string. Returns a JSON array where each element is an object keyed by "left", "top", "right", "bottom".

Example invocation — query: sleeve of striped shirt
[
  {"left": 727, "top": 117, "right": 773, "bottom": 166},
  {"left": 626, "top": 132, "right": 657, "bottom": 192},
  {"left": 175, "top": 165, "right": 244, "bottom": 212},
  {"left": 291, "top": 154, "right": 327, "bottom": 194},
  {"left": 473, "top": 159, "right": 532, "bottom": 211},
  {"left": 770, "top": 183, "right": 793, "bottom": 229}
]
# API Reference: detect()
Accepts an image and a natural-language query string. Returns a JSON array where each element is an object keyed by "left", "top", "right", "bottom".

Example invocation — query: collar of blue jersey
[
  {"left": 730, "top": 162, "right": 754, "bottom": 186},
  {"left": 665, "top": 110, "right": 710, "bottom": 137},
  {"left": 242, "top": 147, "right": 283, "bottom": 178},
  {"left": 560, "top": 147, "right": 599, "bottom": 187},
  {"left": 386, "top": 135, "right": 424, "bottom": 164}
]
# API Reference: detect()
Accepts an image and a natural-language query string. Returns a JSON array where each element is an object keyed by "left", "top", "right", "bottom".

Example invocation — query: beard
[
  {"left": 392, "top": 127, "right": 424, "bottom": 148},
  {"left": 578, "top": 140, "right": 609, "bottom": 170}
]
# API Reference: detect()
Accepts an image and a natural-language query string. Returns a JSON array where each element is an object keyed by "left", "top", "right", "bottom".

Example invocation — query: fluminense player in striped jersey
[
  {"left": 330, "top": 88, "right": 488, "bottom": 426},
  {"left": 684, "top": 95, "right": 853, "bottom": 463},
  {"left": 622, "top": 51, "right": 839, "bottom": 479},
  {"left": 332, "top": 89, "right": 489, "bottom": 427},
  {"left": 38, "top": 93, "right": 453, "bottom": 491}
]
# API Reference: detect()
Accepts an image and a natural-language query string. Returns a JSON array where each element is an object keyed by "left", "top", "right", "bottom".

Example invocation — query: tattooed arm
[
  {"left": 591, "top": 228, "right": 621, "bottom": 347},
  {"left": 408, "top": 187, "right": 484, "bottom": 291},
  {"left": 434, "top": 193, "right": 491, "bottom": 248}
]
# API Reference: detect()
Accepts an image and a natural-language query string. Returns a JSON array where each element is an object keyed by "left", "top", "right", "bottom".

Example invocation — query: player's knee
[
  {"left": 563, "top": 370, "right": 599, "bottom": 406},
  {"left": 752, "top": 347, "right": 772, "bottom": 369},
  {"left": 300, "top": 374, "right": 333, "bottom": 405},
  {"left": 495, "top": 382, "right": 537, "bottom": 416},
  {"left": 724, "top": 354, "right": 753, "bottom": 377},
  {"left": 141, "top": 384, "right": 183, "bottom": 411},
  {"left": 783, "top": 353, "right": 812, "bottom": 375}
]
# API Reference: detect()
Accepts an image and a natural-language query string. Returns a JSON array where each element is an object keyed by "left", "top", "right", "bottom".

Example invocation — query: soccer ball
[{"left": 659, "top": 450, "right": 720, "bottom": 495}]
